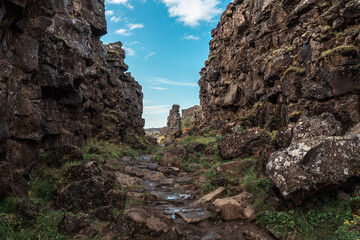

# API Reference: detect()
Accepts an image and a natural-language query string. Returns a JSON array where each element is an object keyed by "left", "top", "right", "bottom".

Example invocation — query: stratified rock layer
[
  {"left": 199, "top": 0, "right": 360, "bottom": 130},
  {"left": 0, "top": 0, "right": 144, "bottom": 199}
]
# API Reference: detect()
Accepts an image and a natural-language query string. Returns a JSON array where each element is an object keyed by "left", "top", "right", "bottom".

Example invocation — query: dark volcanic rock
[
  {"left": 219, "top": 128, "right": 270, "bottom": 159},
  {"left": 58, "top": 213, "right": 91, "bottom": 235},
  {"left": 199, "top": 0, "right": 360, "bottom": 131},
  {"left": 266, "top": 121, "right": 360, "bottom": 204},
  {"left": 0, "top": 0, "right": 145, "bottom": 200}
]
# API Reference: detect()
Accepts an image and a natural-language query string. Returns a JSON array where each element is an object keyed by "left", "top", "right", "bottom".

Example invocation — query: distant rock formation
[
  {"left": 165, "top": 104, "right": 182, "bottom": 139},
  {"left": 182, "top": 105, "right": 203, "bottom": 127},
  {"left": 199, "top": 0, "right": 360, "bottom": 131},
  {"left": 0, "top": 0, "right": 144, "bottom": 199}
]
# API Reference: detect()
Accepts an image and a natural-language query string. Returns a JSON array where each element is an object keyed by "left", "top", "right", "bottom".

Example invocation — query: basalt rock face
[
  {"left": 199, "top": 0, "right": 360, "bottom": 131},
  {"left": 0, "top": 0, "right": 144, "bottom": 199}
]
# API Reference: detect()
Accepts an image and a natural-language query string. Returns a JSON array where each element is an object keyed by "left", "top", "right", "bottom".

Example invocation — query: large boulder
[
  {"left": 219, "top": 128, "right": 270, "bottom": 159},
  {"left": 163, "top": 145, "right": 187, "bottom": 166},
  {"left": 266, "top": 122, "right": 360, "bottom": 203}
]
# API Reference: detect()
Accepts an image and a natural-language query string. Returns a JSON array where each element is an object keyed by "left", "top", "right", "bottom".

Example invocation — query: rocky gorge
[{"left": 1, "top": 0, "right": 360, "bottom": 239}]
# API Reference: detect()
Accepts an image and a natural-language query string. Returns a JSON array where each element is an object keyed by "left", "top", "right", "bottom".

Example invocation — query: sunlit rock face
[
  {"left": 0, "top": 0, "right": 144, "bottom": 199},
  {"left": 199, "top": 0, "right": 360, "bottom": 131}
]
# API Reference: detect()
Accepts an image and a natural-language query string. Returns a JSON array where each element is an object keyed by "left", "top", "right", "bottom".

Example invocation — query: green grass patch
[
  {"left": 258, "top": 198, "right": 360, "bottom": 240},
  {"left": 178, "top": 135, "right": 216, "bottom": 146},
  {"left": 82, "top": 141, "right": 139, "bottom": 163},
  {"left": 181, "top": 117, "right": 191, "bottom": 130}
]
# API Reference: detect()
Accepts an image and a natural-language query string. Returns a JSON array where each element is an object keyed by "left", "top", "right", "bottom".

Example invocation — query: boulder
[
  {"left": 187, "top": 142, "right": 207, "bottom": 153},
  {"left": 211, "top": 192, "right": 254, "bottom": 220},
  {"left": 119, "top": 207, "right": 172, "bottom": 237},
  {"left": 163, "top": 145, "right": 187, "bottom": 166},
  {"left": 266, "top": 123, "right": 360, "bottom": 203},
  {"left": 106, "top": 189, "right": 127, "bottom": 209},
  {"left": 55, "top": 176, "right": 113, "bottom": 212},
  {"left": 219, "top": 128, "right": 270, "bottom": 159},
  {"left": 58, "top": 213, "right": 90, "bottom": 235}
]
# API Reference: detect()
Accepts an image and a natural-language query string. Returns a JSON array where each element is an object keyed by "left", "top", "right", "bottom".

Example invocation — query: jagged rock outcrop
[
  {"left": 181, "top": 105, "right": 203, "bottom": 126},
  {"left": 0, "top": 0, "right": 144, "bottom": 199},
  {"left": 199, "top": 0, "right": 360, "bottom": 131},
  {"left": 165, "top": 104, "right": 182, "bottom": 139}
]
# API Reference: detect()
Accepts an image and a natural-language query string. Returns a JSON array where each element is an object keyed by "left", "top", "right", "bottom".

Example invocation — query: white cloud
[
  {"left": 105, "top": 10, "right": 114, "bottom": 16},
  {"left": 143, "top": 105, "right": 170, "bottom": 115},
  {"left": 128, "top": 23, "right": 144, "bottom": 30},
  {"left": 184, "top": 35, "right": 200, "bottom": 40},
  {"left": 115, "top": 23, "right": 144, "bottom": 36},
  {"left": 123, "top": 46, "right": 136, "bottom": 56},
  {"left": 105, "top": 0, "right": 133, "bottom": 9},
  {"left": 110, "top": 16, "right": 121, "bottom": 23},
  {"left": 150, "top": 87, "right": 167, "bottom": 90},
  {"left": 145, "top": 52, "right": 156, "bottom": 60},
  {"left": 154, "top": 78, "right": 197, "bottom": 87},
  {"left": 160, "top": 0, "right": 222, "bottom": 26}
]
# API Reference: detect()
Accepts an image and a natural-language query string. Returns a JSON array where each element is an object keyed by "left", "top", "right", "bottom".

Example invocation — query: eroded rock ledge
[{"left": 0, "top": 0, "right": 144, "bottom": 199}]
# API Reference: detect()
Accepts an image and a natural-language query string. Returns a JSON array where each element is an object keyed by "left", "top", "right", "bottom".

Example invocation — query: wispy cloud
[
  {"left": 154, "top": 78, "right": 197, "bottom": 87},
  {"left": 110, "top": 16, "right": 121, "bottom": 23},
  {"left": 150, "top": 87, "right": 167, "bottom": 90},
  {"left": 105, "top": 0, "right": 134, "bottom": 9},
  {"left": 123, "top": 46, "right": 136, "bottom": 56},
  {"left": 116, "top": 23, "right": 144, "bottom": 36},
  {"left": 105, "top": 10, "right": 114, "bottom": 16},
  {"left": 160, "top": 0, "right": 222, "bottom": 27},
  {"left": 183, "top": 35, "right": 200, "bottom": 40},
  {"left": 145, "top": 52, "right": 156, "bottom": 60},
  {"left": 143, "top": 105, "right": 170, "bottom": 115}
]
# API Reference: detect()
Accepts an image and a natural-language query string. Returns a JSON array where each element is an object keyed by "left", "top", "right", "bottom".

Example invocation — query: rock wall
[
  {"left": 199, "top": 0, "right": 360, "bottom": 131},
  {"left": 182, "top": 105, "right": 203, "bottom": 126},
  {"left": 0, "top": 0, "right": 144, "bottom": 199}
]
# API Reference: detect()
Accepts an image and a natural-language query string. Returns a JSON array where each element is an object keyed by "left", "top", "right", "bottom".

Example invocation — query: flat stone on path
[
  {"left": 194, "top": 187, "right": 225, "bottom": 206},
  {"left": 177, "top": 208, "right": 211, "bottom": 223}
]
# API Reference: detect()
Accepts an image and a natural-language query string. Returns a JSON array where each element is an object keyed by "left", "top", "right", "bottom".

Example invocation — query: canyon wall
[
  {"left": 199, "top": 0, "right": 360, "bottom": 131},
  {"left": 0, "top": 0, "right": 144, "bottom": 199}
]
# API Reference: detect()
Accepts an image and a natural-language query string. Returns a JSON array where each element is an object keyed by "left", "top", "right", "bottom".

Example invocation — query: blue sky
[{"left": 102, "top": 0, "right": 232, "bottom": 128}]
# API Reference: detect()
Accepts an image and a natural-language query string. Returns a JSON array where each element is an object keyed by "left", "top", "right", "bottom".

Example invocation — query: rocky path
[{"left": 105, "top": 155, "right": 275, "bottom": 240}]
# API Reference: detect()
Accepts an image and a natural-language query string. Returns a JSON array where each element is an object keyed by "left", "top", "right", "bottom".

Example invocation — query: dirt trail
[{"left": 108, "top": 155, "right": 276, "bottom": 240}]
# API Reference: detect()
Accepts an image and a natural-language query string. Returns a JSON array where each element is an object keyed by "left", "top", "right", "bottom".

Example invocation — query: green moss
[
  {"left": 46, "top": 30, "right": 71, "bottom": 48},
  {"left": 317, "top": 45, "right": 358, "bottom": 61},
  {"left": 320, "top": 2, "right": 330, "bottom": 8},
  {"left": 100, "top": 66, "right": 108, "bottom": 73},
  {"left": 267, "top": 130, "right": 277, "bottom": 140},
  {"left": 346, "top": 0, "right": 359, "bottom": 7},
  {"left": 107, "top": 58, "right": 119, "bottom": 62},
  {"left": 355, "top": 64, "right": 360, "bottom": 70},
  {"left": 284, "top": 46, "right": 294, "bottom": 54},
  {"left": 320, "top": 25, "right": 332, "bottom": 33},
  {"left": 283, "top": 66, "right": 306, "bottom": 77},
  {"left": 107, "top": 50, "right": 121, "bottom": 55},
  {"left": 289, "top": 110, "right": 301, "bottom": 121}
]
